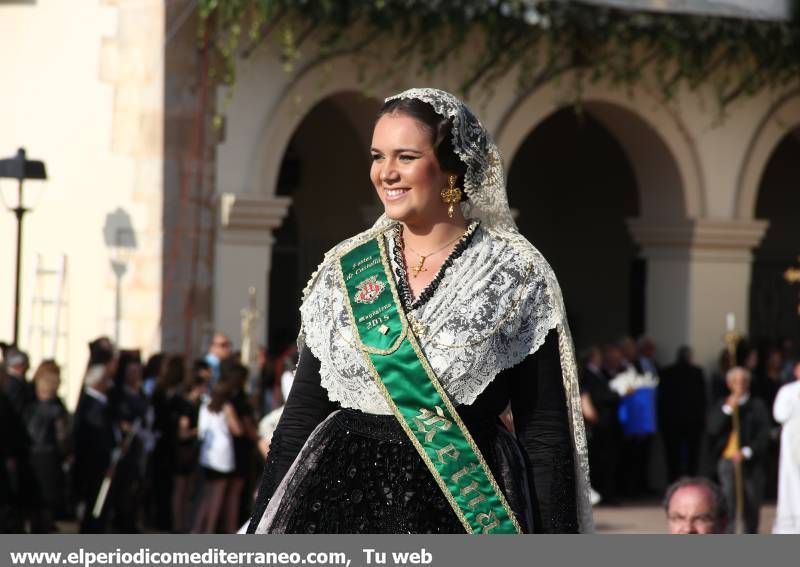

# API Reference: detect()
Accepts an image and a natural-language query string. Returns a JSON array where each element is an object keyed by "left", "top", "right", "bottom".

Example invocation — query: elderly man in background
[
  {"left": 773, "top": 361, "right": 800, "bottom": 533},
  {"left": 707, "top": 366, "right": 770, "bottom": 533},
  {"left": 665, "top": 477, "right": 728, "bottom": 534}
]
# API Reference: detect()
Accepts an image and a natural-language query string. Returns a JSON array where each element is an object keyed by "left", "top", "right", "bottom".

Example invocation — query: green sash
[{"left": 337, "top": 236, "right": 521, "bottom": 534}]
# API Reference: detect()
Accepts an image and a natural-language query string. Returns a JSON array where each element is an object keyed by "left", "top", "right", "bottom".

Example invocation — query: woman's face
[
  {"left": 370, "top": 112, "right": 451, "bottom": 225},
  {"left": 35, "top": 374, "right": 59, "bottom": 401},
  {"left": 125, "top": 362, "right": 143, "bottom": 389}
]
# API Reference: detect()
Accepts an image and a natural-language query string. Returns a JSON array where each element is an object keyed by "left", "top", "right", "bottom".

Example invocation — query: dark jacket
[
  {"left": 658, "top": 362, "right": 707, "bottom": 434},
  {"left": 72, "top": 392, "right": 116, "bottom": 502},
  {"left": 707, "top": 397, "right": 770, "bottom": 468},
  {"left": 2, "top": 375, "right": 34, "bottom": 427},
  {"left": 581, "top": 366, "right": 620, "bottom": 432}
]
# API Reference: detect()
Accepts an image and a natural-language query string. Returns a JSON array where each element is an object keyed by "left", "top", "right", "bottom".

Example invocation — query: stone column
[
  {"left": 214, "top": 193, "right": 292, "bottom": 351},
  {"left": 627, "top": 218, "right": 768, "bottom": 370}
]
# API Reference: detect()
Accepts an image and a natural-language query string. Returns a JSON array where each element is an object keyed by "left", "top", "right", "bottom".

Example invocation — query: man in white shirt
[{"left": 773, "top": 361, "right": 800, "bottom": 533}]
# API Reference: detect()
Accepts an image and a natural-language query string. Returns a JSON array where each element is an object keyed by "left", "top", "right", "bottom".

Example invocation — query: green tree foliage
[{"left": 198, "top": 0, "right": 800, "bottom": 110}]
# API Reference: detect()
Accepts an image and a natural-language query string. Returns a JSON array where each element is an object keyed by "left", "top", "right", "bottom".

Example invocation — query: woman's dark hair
[
  {"left": 155, "top": 354, "right": 185, "bottom": 395},
  {"left": 208, "top": 378, "right": 235, "bottom": 413},
  {"left": 378, "top": 98, "right": 468, "bottom": 196},
  {"left": 221, "top": 361, "right": 249, "bottom": 390},
  {"left": 144, "top": 352, "right": 165, "bottom": 380},
  {"left": 193, "top": 358, "right": 211, "bottom": 374},
  {"left": 113, "top": 349, "right": 141, "bottom": 390}
]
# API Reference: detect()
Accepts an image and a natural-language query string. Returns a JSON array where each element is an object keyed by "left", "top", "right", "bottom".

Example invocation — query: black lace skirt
[{"left": 253, "top": 409, "right": 533, "bottom": 534}]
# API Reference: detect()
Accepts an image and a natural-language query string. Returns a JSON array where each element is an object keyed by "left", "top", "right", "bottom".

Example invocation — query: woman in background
[
  {"left": 24, "top": 360, "right": 69, "bottom": 532},
  {"left": 193, "top": 378, "right": 242, "bottom": 533},
  {"left": 222, "top": 363, "right": 258, "bottom": 533},
  {"left": 172, "top": 374, "right": 207, "bottom": 533}
]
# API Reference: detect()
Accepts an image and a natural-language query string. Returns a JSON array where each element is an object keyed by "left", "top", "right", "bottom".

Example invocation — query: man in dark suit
[
  {"left": 707, "top": 366, "right": 770, "bottom": 533},
  {"left": 658, "top": 346, "right": 707, "bottom": 483},
  {"left": 73, "top": 363, "right": 117, "bottom": 533}
]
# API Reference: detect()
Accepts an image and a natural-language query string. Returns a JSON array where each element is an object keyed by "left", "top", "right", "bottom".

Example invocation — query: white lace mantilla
[{"left": 299, "top": 224, "right": 562, "bottom": 415}]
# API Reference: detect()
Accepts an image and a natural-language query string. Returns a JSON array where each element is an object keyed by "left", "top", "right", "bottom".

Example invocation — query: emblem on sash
[{"left": 353, "top": 275, "right": 386, "bottom": 305}]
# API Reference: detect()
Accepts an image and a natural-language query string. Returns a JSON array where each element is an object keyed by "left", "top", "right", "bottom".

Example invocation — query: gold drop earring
[{"left": 440, "top": 175, "right": 462, "bottom": 219}]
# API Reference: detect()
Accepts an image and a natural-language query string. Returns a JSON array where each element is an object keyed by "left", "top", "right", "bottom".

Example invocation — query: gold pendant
[
  {"left": 411, "top": 255, "right": 427, "bottom": 277},
  {"left": 440, "top": 175, "right": 462, "bottom": 219},
  {"left": 408, "top": 315, "right": 427, "bottom": 337}
]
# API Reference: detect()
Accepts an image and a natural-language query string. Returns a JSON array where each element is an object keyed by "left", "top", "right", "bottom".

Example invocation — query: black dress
[
  {"left": 174, "top": 397, "right": 200, "bottom": 477},
  {"left": 231, "top": 391, "right": 255, "bottom": 479},
  {"left": 247, "top": 226, "right": 578, "bottom": 534},
  {"left": 247, "top": 329, "right": 576, "bottom": 534},
  {"left": 24, "top": 399, "right": 68, "bottom": 515}
]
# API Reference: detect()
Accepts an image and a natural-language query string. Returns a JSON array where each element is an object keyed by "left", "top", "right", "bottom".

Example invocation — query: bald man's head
[{"left": 665, "top": 478, "right": 727, "bottom": 534}]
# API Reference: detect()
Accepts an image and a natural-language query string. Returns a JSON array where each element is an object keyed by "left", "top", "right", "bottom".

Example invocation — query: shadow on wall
[{"left": 103, "top": 208, "right": 137, "bottom": 344}]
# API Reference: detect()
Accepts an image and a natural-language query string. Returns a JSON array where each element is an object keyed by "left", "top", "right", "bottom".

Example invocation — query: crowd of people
[
  {"left": 580, "top": 336, "right": 800, "bottom": 533},
  {"left": 0, "top": 333, "right": 297, "bottom": 534},
  {"left": 2, "top": 331, "right": 799, "bottom": 533}
]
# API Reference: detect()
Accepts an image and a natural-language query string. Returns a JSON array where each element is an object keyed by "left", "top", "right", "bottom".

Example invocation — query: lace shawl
[{"left": 300, "top": 224, "right": 556, "bottom": 411}]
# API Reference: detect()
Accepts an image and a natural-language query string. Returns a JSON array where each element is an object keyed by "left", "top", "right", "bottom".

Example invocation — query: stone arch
[
  {"left": 495, "top": 80, "right": 704, "bottom": 220},
  {"left": 245, "top": 60, "right": 380, "bottom": 199},
  {"left": 735, "top": 89, "right": 800, "bottom": 219},
  {"left": 258, "top": 74, "right": 382, "bottom": 350}
]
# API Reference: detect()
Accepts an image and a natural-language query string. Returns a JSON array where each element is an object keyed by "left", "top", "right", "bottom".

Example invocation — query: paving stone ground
[
  {"left": 593, "top": 501, "right": 777, "bottom": 534},
  {"left": 52, "top": 503, "right": 776, "bottom": 534}
]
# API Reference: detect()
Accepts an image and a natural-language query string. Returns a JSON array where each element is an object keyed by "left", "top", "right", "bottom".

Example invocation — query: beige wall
[{"left": 0, "top": 0, "right": 165, "bottom": 408}]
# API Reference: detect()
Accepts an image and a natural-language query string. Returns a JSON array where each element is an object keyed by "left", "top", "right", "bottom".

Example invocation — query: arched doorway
[
  {"left": 507, "top": 108, "right": 641, "bottom": 351},
  {"left": 268, "top": 92, "right": 381, "bottom": 353},
  {"left": 749, "top": 128, "right": 800, "bottom": 346}
]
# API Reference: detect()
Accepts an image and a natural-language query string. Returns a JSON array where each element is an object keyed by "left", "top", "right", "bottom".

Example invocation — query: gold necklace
[{"left": 402, "top": 228, "right": 465, "bottom": 278}]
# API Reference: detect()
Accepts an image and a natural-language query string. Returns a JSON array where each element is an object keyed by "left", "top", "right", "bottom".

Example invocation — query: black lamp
[{"left": 0, "top": 148, "right": 47, "bottom": 346}]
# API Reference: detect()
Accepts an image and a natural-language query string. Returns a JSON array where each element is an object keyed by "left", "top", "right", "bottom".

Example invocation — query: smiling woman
[
  {"left": 245, "top": 88, "right": 592, "bottom": 534},
  {"left": 369, "top": 100, "right": 470, "bottom": 297}
]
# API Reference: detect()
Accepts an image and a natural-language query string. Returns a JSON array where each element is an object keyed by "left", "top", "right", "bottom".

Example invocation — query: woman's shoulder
[
  {"left": 300, "top": 224, "right": 391, "bottom": 303},
  {"left": 475, "top": 226, "right": 560, "bottom": 296},
  {"left": 484, "top": 226, "right": 553, "bottom": 268}
]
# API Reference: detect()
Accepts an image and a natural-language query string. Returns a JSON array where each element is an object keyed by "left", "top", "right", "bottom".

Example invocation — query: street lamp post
[{"left": 0, "top": 148, "right": 47, "bottom": 346}]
